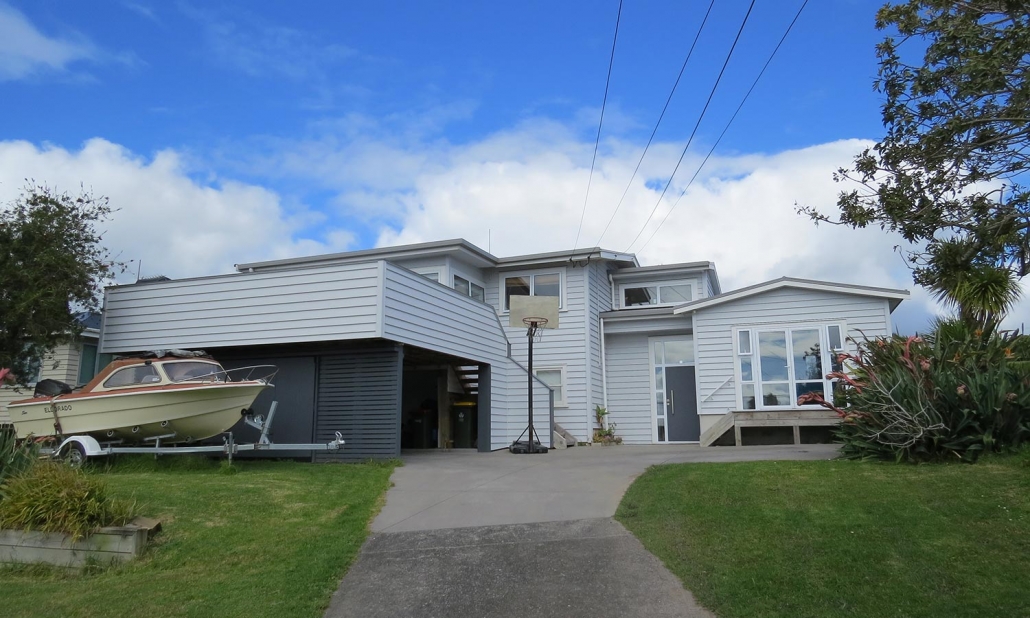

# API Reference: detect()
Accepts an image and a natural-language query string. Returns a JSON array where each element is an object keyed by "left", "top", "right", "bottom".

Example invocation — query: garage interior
[
  {"left": 400, "top": 347, "right": 481, "bottom": 451},
  {"left": 209, "top": 340, "right": 489, "bottom": 460}
]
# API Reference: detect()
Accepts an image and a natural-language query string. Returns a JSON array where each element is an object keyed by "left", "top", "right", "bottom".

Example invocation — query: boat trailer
[{"left": 41, "top": 402, "right": 345, "bottom": 466}]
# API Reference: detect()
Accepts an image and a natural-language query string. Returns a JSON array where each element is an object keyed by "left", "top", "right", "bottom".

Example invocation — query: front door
[{"left": 665, "top": 366, "right": 699, "bottom": 441}]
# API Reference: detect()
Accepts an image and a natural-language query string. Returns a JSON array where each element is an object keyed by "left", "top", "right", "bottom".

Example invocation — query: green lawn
[
  {"left": 0, "top": 457, "right": 396, "bottom": 618},
  {"left": 616, "top": 452, "right": 1030, "bottom": 618}
]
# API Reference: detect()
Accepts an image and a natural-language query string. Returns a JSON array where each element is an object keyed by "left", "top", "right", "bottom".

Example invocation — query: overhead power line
[
  {"left": 593, "top": 0, "right": 717, "bottom": 249},
  {"left": 635, "top": 0, "right": 810, "bottom": 254},
  {"left": 571, "top": 0, "right": 624, "bottom": 257},
  {"left": 623, "top": 0, "right": 757, "bottom": 254}
]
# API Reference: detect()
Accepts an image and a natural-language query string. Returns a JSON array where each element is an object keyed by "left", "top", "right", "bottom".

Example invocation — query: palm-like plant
[{"left": 920, "top": 240, "right": 1023, "bottom": 332}]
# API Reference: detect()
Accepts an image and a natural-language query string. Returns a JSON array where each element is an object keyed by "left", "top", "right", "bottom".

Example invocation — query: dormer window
[{"left": 621, "top": 282, "right": 694, "bottom": 308}]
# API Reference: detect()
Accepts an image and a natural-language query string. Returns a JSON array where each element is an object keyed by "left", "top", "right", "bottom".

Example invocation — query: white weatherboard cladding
[
  {"left": 100, "top": 262, "right": 382, "bottom": 352},
  {"left": 603, "top": 315, "right": 693, "bottom": 335},
  {"left": 490, "top": 265, "right": 592, "bottom": 442},
  {"left": 502, "top": 359, "right": 554, "bottom": 448},
  {"left": 603, "top": 333, "right": 654, "bottom": 444},
  {"left": 693, "top": 287, "right": 893, "bottom": 416},
  {"left": 587, "top": 262, "right": 614, "bottom": 423},
  {"left": 382, "top": 263, "right": 508, "bottom": 365}
]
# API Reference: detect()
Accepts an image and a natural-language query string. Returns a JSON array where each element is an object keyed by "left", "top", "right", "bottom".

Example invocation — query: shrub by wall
[{"left": 807, "top": 320, "right": 1030, "bottom": 462}]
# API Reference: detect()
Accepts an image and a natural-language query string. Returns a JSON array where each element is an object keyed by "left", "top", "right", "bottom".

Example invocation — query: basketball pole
[{"left": 527, "top": 320, "right": 536, "bottom": 453}]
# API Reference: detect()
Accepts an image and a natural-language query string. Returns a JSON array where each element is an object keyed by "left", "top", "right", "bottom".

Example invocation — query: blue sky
[{"left": 3, "top": 0, "right": 1021, "bottom": 332}]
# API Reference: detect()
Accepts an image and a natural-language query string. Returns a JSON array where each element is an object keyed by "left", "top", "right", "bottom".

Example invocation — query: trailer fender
[{"left": 56, "top": 435, "right": 106, "bottom": 458}]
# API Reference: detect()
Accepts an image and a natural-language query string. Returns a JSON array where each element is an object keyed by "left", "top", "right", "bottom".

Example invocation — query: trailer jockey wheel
[{"left": 60, "top": 442, "right": 87, "bottom": 468}]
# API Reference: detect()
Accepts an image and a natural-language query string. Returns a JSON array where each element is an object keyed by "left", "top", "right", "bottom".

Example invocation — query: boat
[{"left": 7, "top": 352, "right": 275, "bottom": 444}]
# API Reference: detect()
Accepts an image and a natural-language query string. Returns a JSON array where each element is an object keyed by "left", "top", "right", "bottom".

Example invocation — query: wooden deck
[{"left": 700, "top": 410, "right": 840, "bottom": 447}]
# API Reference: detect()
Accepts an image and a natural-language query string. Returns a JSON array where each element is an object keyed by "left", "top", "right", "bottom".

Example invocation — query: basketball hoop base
[{"left": 509, "top": 440, "right": 548, "bottom": 455}]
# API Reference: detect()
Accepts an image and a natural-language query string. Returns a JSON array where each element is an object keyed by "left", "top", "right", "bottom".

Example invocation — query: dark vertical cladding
[
  {"left": 316, "top": 344, "right": 403, "bottom": 460},
  {"left": 477, "top": 363, "right": 491, "bottom": 452}
]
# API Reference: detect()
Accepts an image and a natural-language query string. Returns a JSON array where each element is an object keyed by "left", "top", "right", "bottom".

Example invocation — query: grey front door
[{"left": 665, "top": 366, "right": 700, "bottom": 441}]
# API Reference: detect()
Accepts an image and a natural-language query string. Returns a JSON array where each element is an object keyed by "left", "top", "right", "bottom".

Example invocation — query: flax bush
[
  {"left": 807, "top": 319, "right": 1030, "bottom": 462},
  {"left": 0, "top": 462, "right": 136, "bottom": 540},
  {"left": 0, "top": 429, "right": 38, "bottom": 489}
]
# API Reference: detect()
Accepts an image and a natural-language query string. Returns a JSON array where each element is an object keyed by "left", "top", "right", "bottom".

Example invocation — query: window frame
[
  {"left": 452, "top": 273, "right": 487, "bottom": 303},
  {"left": 532, "top": 365, "right": 567, "bottom": 407},
  {"left": 500, "top": 269, "right": 566, "bottom": 312},
  {"left": 102, "top": 364, "right": 162, "bottom": 389},
  {"left": 412, "top": 267, "right": 443, "bottom": 283},
  {"left": 619, "top": 280, "right": 696, "bottom": 309},
  {"left": 733, "top": 321, "right": 847, "bottom": 410}
]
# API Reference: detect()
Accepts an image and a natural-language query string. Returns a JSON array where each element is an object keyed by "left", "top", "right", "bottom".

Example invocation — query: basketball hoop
[{"left": 522, "top": 316, "right": 548, "bottom": 340}]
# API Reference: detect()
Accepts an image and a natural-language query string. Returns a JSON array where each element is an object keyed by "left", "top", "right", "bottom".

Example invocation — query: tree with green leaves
[
  {"left": 0, "top": 184, "right": 123, "bottom": 385},
  {"left": 800, "top": 1, "right": 1029, "bottom": 323}
]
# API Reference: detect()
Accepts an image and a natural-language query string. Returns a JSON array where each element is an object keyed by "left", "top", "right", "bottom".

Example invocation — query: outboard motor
[{"left": 34, "top": 379, "right": 74, "bottom": 398}]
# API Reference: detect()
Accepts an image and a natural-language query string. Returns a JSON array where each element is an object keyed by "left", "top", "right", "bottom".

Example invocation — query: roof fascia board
[
  {"left": 672, "top": 278, "right": 910, "bottom": 315},
  {"left": 236, "top": 239, "right": 498, "bottom": 272}
]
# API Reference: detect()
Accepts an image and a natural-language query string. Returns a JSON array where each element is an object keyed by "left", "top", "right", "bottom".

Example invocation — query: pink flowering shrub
[{"left": 801, "top": 319, "right": 1030, "bottom": 462}]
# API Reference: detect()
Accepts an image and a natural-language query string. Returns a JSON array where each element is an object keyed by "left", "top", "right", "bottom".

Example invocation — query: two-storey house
[{"left": 97, "top": 239, "right": 908, "bottom": 458}]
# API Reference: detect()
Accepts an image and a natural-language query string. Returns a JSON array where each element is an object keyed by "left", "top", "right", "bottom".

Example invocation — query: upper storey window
[
  {"left": 504, "top": 272, "right": 562, "bottom": 310},
  {"left": 621, "top": 281, "right": 694, "bottom": 308},
  {"left": 453, "top": 275, "right": 486, "bottom": 302}
]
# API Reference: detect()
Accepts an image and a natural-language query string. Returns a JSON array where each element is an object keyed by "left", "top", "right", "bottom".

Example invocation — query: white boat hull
[{"left": 8, "top": 382, "right": 269, "bottom": 443}]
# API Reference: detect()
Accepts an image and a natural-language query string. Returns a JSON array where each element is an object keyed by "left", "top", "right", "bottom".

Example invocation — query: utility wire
[
  {"left": 623, "top": 0, "right": 756, "bottom": 254},
  {"left": 593, "top": 0, "right": 716, "bottom": 249},
  {"left": 635, "top": 0, "right": 809, "bottom": 254},
  {"left": 571, "top": 0, "right": 624, "bottom": 257}
]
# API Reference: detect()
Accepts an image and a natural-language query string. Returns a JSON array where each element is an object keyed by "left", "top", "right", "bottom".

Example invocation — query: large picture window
[
  {"left": 735, "top": 323, "right": 845, "bottom": 410},
  {"left": 504, "top": 272, "right": 562, "bottom": 310}
]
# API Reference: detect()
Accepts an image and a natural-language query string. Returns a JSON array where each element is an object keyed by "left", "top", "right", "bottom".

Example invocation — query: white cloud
[
  {"left": 253, "top": 117, "right": 1029, "bottom": 333},
  {"left": 0, "top": 139, "right": 352, "bottom": 281},
  {"left": 0, "top": 3, "right": 98, "bottom": 80}
]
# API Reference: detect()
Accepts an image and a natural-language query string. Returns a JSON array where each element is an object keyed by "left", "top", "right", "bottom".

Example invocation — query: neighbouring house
[
  {"left": 96, "top": 239, "right": 908, "bottom": 458},
  {"left": 0, "top": 313, "right": 107, "bottom": 426}
]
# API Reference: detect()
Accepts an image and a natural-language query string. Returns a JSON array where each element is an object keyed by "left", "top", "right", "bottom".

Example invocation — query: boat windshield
[{"left": 162, "top": 362, "right": 225, "bottom": 383}]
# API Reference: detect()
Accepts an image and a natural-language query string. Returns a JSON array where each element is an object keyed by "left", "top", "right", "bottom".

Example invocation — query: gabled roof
[{"left": 671, "top": 277, "right": 910, "bottom": 314}]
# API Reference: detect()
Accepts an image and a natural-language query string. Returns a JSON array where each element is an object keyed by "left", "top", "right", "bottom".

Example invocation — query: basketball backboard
[{"left": 509, "top": 296, "right": 559, "bottom": 329}]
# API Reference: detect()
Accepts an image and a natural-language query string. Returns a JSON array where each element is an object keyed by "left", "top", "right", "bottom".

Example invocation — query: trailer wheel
[{"left": 60, "top": 441, "right": 87, "bottom": 468}]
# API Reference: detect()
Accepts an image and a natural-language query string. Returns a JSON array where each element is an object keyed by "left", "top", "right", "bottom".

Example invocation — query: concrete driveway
[
  {"left": 373, "top": 443, "right": 839, "bottom": 532},
  {"left": 325, "top": 444, "right": 839, "bottom": 618}
]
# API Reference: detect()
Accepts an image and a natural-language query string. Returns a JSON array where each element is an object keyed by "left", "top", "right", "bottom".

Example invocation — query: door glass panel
[
  {"left": 758, "top": 331, "right": 789, "bottom": 381},
  {"left": 741, "top": 383, "right": 756, "bottom": 410},
  {"left": 504, "top": 276, "right": 530, "bottom": 309},
  {"left": 796, "top": 382, "right": 825, "bottom": 404},
  {"left": 761, "top": 383, "right": 791, "bottom": 407},
  {"left": 739, "top": 357, "right": 753, "bottom": 382},
  {"left": 534, "top": 273, "right": 561, "bottom": 298},
  {"left": 654, "top": 367, "right": 664, "bottom": 391},
  {"left": 662, "top": 340, "right": 694, "bottom": 364},
  {"left": 659, "top": 284, "right": 692, "bottom": 304},
  {"left": 625, "top": 286, "right": 657, "bottom": 307},
  {"left": 792, "top": 329, "right": 823, "bottom": 381},
  {"left": 657, "top": 417, "right": 666, "bottom": 441},
  {"left": 653, "top": 341, "right": 664, "bottom": 366}
]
